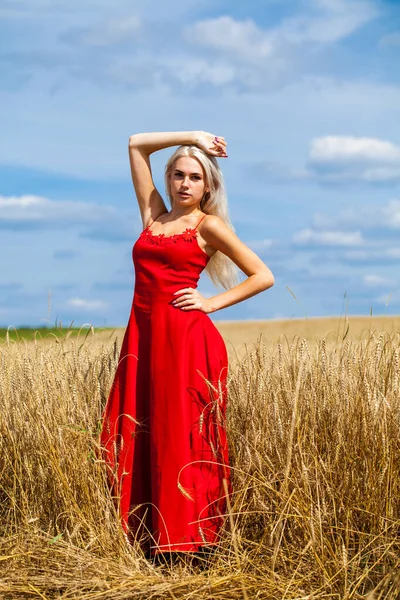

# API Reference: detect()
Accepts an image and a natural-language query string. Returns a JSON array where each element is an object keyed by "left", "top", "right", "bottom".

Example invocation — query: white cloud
[
  {"left": 101, "top": 52, "right": 238, "bottom": 91},
  {"left": 312, "top": 199, "right": 400, "bottom": 231},
  {"left": 341, "top": 247, "right": 400, "bottom": 265},
  {"left": 382, "top": 200, "right": 400, "bottom": 228},
  {"left": 363, "top": 274, "right": 395, "bottom": 287},
  {"left": 293, "top": 228, "right": 364, "bottom": 247},
  {"left": 0, "top": 194, "right": 115, "bottom": 225},
  {"left": 185, "top": 1, "right": 377, "bottom": 65},
  {"left": 272, "top": 0, "right": 377, "bottom": 45},
  {"left": 67, "top": 297, "right": 107, "bottom": 312},
  {"left": 308, "top": 136, "right": 400, "bottom": 183},
  {"left": 0, "top": 194, "right": 135, "bottom": 242},
  {"left": 295, "top": 199, "right": 400, "bottom": 268},
  {"left": 310, "top": 136, "right": 400, "bottom": 165},
  {"left": 264, "top": 137, "right": 400, "bottom": 184},
  {"left": 159, "top": 55, "right": 236, "bottom": 87},
  {"left": 0, "top": 0, "right": 382, "bottom": 95},
  {"left": 178, "top": 2, "right": 379, "bottom": 93},
  {"left": 184, "top": 16, "right": 273, "bottom": 64}
]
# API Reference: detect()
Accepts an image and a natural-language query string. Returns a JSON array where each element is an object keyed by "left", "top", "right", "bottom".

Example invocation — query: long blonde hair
[{"left": 164, "top": 145, "right": 241, "bottom": 291}]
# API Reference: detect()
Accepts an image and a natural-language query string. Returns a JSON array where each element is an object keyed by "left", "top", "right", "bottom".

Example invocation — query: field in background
[
  {"left": 1, "top": 315, "right": 400, "bottom": 598},
  {"left": 215, "top": 315, "right": 400, "bottom": 362},
  {"left": 2, "top": 315, "right": 399, "bottom": 351},
  {"left": 0, "top": 326, "right": 111, "bottom": 343},
  {"left": 85, "top": 314, "right": 400, "bottom": 364}
]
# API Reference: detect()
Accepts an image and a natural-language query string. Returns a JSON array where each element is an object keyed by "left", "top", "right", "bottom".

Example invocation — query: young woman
[{"left": 100, "top": 131, "right": 274, "bottom": 562}]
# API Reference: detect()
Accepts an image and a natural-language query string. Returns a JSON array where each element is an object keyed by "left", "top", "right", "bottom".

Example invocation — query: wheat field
[{"left": 1, "top": 316, "right": 400, "bottom": 599}]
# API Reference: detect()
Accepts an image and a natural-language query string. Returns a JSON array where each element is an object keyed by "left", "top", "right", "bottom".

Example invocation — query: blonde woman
[{"left": 100, "top": 131, "right": 274, "bottom": 563}]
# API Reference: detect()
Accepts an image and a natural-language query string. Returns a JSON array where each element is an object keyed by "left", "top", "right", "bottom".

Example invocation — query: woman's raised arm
[
  {"left": 128, "top": 132, "right": 197, "bottom": 229},
  {"left": 128, "top": 131, "right": 227, "bottom": 229}
]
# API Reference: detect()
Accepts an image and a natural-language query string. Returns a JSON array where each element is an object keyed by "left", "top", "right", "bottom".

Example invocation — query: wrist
[
  {"left": 191, "top": 130, "right": 202, "bottom": 145},
  {"left": 207, "top": 297, "right": 218, "bottom": 314}
]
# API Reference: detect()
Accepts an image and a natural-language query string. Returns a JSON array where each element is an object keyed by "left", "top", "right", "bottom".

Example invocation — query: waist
[
  {"left": 133, "top": 287, "right": 193, "bottom": 310},
  {"left": 134, "top": 290, "right": 174, "bottom": 302}
]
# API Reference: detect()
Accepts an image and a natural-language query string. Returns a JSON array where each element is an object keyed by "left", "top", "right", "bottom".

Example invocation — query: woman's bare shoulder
[
  {"left": 201, "top": 214, "right": 231, "bottom": 235},
  {"left": 201, "top": 213, "right": 225, "bottom": 226}
]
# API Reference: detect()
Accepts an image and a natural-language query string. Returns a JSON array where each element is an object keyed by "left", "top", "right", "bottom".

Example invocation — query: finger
[
  {"left": 212, "top": 140, "right": 227, "bottom": 149},
  {"left": 211, "top": 146, "right": 226, "bottom": 155},
  {"left": 173, "top": 297, "right": 187, "bottom": 306},
  {"left": 173, "top": 294, "right": 194, "bottom": 306},
  {"left": 177, "top": 301, "right": 190, "bottom": 308},
  {"left": 214, "top": 144, "right": 227, "bottom": 154},
  {"left": 181, "top": 304, "right": 196, "bottom": 310},
  {"left": 179, "top": 298, "right": 196, "bottom": 308}
]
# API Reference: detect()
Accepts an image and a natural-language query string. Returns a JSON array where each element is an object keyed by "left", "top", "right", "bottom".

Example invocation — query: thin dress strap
[
  {"left": 146, "top": 213, "right": 206, "bottom": 233},
  {"left": 194, "top": 213, "right": 207, "bottom": 230}
]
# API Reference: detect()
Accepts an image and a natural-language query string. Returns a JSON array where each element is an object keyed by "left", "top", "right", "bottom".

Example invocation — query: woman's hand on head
[{"left": 194, "top": 131, "right": 228, "bottom": 158}]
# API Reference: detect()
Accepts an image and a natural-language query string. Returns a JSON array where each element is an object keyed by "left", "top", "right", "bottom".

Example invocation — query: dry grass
[
  {"left": 216, "top": 315, "right": 400, "bottom": 364},
  {"left": 1, "top": 318, "right": 400, "bottom": 599}
]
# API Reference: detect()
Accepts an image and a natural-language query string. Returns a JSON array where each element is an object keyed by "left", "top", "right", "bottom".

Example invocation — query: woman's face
[{"left": 169, "top": 156, "right": 208, "bottom": 209}]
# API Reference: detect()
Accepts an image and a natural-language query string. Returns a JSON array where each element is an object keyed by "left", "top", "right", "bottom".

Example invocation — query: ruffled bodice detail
[{"left": 140, "top": 225, "right": 201, "bottom": 245}]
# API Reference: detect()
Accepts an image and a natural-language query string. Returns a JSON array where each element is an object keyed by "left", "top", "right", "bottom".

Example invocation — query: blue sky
[{"left": 1, "top": 0, "right": 400, "bottom": 327}]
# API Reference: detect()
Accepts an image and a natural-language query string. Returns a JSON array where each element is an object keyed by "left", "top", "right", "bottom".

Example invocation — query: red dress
[{"left": 100, "top": 212, "right": 231, "bottom": 556}]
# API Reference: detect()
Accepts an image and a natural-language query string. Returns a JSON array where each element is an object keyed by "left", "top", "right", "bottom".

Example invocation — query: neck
[{"left": 168, "top": 206, "right": 202, "bottom": 220}]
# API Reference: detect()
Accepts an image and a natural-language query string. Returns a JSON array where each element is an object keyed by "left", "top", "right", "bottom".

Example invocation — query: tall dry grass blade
[{"left": 222, "top": 477, "right": 249, "bottom": 600}]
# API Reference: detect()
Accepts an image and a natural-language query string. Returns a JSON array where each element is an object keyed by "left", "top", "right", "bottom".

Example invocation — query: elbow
[
  {"left": 266, "top": 275, "right": 275, "bottom": 290},
  {"left": 259, "top": 270, "right": 274, "bottom": 290},
  {"left": 128, "top": 134, "right": 140, "bottom": 148}
]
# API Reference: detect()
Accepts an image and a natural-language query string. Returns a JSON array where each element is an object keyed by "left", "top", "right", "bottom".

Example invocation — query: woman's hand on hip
[
  {"left": 171, "top": 288, "right": 214, "bottom": 314},
  {"left": 194, "top": 131, "right": 228, "bottom": 158}
]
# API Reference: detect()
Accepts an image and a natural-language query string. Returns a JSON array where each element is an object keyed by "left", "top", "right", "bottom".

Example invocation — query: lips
[{"left": 178, "top": 192, "right": 191, "bottom": 197}]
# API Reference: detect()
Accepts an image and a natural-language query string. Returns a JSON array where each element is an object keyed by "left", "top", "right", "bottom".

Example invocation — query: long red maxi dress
[{"left": 99, "top": 212, "right": 232, "bottom": 556}]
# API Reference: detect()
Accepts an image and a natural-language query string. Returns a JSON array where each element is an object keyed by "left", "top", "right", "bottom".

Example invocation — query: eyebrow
[{"left": 174, "top": 169, "right": 203, "bottom": 176}]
